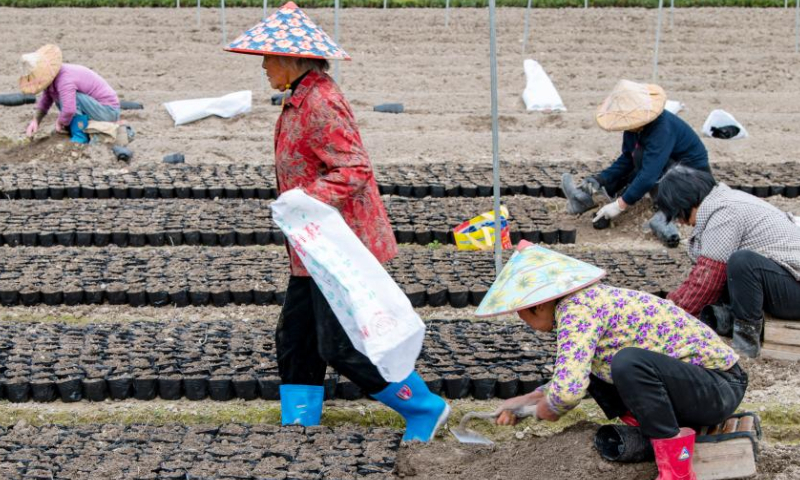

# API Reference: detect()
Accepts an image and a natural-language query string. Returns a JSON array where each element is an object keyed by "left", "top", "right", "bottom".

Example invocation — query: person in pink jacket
[{"left": 19, "top": 44, "right": 120, "bottom": 143}]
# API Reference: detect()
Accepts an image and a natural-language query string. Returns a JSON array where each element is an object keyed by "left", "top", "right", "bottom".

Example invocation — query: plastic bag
[
  {"left": 163, "top": 90, "right": 252, "bottom": 126},
  {"left": 453, "top": 206, "right": 512, "bottom": 251},
  {"left": 702, "top": 109, "right": 748, "bottom": 139},
  {"left": 271, "top": 189, "right": 425, "bottom": 383},
  {"left": 522, "top": 60, "right": 566, "bottom": 112},
  {"left": 665, "top": 100, "right": 684, "bottom": 115}
]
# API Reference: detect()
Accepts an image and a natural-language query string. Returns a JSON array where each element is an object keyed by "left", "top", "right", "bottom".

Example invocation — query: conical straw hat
[
  {"left": 475, "top": 241, "right": 606, "bottom": 318},
  {"left": 596, "top": 80, "right": 667, "bottom": 132},
  {"left": 19, "top": 44, "right": 62, "bottom": 95},
  {"left": 225, "top": 2, "right": 350, "bottom": 60}
]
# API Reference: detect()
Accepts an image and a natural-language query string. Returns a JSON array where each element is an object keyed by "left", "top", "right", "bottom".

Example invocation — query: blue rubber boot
[
  {"left": 372, "top": 371, "right": 450, "bottom": 442},
  {"left": 69, "top": 115, "right": 90, "bottom": 144},
  {"left": 279, "top": 385, "right": 324, "bottom": 427}
]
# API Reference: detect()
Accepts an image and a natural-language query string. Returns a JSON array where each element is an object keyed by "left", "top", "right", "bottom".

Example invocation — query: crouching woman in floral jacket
[
  {"left": 225, "top": 2, "right": 449, "bottom": 442},
  {"left": 476, "top": 242, "right": 747, "bottom": 480}
]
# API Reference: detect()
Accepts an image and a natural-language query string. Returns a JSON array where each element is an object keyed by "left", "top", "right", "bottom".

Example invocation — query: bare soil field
[{"left": 1, "top": 7, "right": 799, "bottom": 169}]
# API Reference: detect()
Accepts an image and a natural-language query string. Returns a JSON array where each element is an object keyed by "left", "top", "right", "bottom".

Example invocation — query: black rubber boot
[
  {"left": 561, "top": 173, "right": 597, "bottom": 215},
  {"left": 699, "top": 303, "right": 734, "bottom": 337},
  {"left": 732, "top": 317, "right": 763, "bottom": 358},
  {"left": 647, "top": 211, "right": 681, "bottom": 248},
  {"left": 594, "top": 425, "right": 655, "bottom": 463}
]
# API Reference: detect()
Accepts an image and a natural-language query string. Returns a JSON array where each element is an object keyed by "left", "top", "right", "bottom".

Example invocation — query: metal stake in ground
[
  {"left": 522, "top": 0, "right": 533, "bottom": 55},
  {"left": 670, "top": 0, "right": 674, "bottom": 28},
  {"left": 221, "top": 0, "right": 227, "bottom": 45},
  {"left": 796, "top": 0, "right": 799, "bottom": 53},
  {"left": 196, "top": 0, "right": 200, "bottom": 28},
  {"left": 489, "top": 0, "right": 503, "bottom": 276},
  {"left": 334, "top": 0, "right": 341, "bottom": 84},
  {"left": 584, "top": 0, "right": 588, "bottom": 8},
  {"left": 263, "top": 0, "right": 268, "bottom": 21},
  {"left": 446, "top": 0, "right": 450, "bottom": 28},
  {"left": 652, "top": 0, "right": 664, "bottom": 82}
]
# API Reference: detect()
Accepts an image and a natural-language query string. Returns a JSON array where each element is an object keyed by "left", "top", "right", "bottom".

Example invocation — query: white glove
[{"left": 593, "top": 199, "right": 626, "bottom": 223}]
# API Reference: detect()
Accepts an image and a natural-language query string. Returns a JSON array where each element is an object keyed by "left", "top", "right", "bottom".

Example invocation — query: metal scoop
[{"left": 451, "top": 404, "right": 539, "bottom": 445}]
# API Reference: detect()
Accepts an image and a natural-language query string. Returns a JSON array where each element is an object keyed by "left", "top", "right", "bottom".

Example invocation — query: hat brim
[
  {"left": 224, "top": 47, "right": 351, "bottom": 61},
  {"left": 474, "top": 274, "right": 605, "bottom": 318},
  {"left": 19, "top": 45, "right": 62, "bottom": 95}
]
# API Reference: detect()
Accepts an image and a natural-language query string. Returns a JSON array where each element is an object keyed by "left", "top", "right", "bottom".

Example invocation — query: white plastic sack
[
  {"left": 665, "top": 100, "right": 684, "bottom": 115},
  {"left": 163, "top": 90, "right": 252, "bottom": 126},
  {"left": 522, "top": 59, "right": 566, "bottom": 112},
  {"left": 702, "top": 109, "right": 748, "bottom": 139},
  {"left": 271, "top": 189, "right": 425, "bottom": 382}
]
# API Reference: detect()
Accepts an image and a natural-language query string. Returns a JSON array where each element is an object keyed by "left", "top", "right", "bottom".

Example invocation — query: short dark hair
[{"left": 655, "top": 166, "right": 717, "bottom": 222}]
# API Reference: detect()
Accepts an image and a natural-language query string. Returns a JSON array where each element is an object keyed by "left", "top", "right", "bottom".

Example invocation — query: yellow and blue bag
[{"left": 453, "top": 206, "right": 511, "bottom": 251}]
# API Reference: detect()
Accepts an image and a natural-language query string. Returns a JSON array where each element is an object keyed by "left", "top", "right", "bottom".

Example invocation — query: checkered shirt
[{"left": 689, "top": 183, "right": 800, "bottom": 281}]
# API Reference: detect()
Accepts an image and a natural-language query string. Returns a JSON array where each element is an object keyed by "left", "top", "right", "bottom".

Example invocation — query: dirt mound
[
  {"left": 398, "top": 421, "right": 800, "bottom": 480},
  {"left": 397, "top": 422, "right": 657, "bottom": 480},
  {"left": 0, "top": 133, "right": 115, "bottom": 166}
]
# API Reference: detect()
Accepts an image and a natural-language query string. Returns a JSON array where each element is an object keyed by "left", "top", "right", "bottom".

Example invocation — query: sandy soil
[{"left": 1, "top": 7, "right": 799, "bottom": 169}]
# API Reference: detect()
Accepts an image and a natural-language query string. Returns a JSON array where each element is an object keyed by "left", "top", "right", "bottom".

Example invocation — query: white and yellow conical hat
[
  {"left": 19, "top": 44, "right": 62, "bottom": 95},
  {"left": 596, "top": 79, "right": 666, "bottom": 132},
  {"left": 475, "top": 241, "right": 606, "bottom": 318}
]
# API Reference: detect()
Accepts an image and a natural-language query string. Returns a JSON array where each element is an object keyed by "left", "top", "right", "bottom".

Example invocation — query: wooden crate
[
  {"left": 695, "top": 413, "right": 761, "bottom": 480},
  {"left": 762, "top": 318, "right": 800, "bottom": 361}
]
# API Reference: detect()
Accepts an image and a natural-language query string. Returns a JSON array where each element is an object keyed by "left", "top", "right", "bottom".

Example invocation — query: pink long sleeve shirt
[{"left": 36, "top": 64, "right": 119, "bottom": 127}]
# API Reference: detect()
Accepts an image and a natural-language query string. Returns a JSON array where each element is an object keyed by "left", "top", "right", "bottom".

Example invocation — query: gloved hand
[
  {"left": 25, "top": 119, "right": 39, "bottom": 137},
  {"left": 593, "top": 198, "right": 626, "bottom": 223}
]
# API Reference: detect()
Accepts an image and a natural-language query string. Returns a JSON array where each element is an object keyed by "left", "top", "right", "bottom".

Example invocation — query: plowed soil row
[
  {"left": 0, "top": 245, "right": 688, "bottom": 308},
  {"left": 0, "top": 318, "right": 554, "bottom": 403},
  {"left": 0, "top": 196, "right": 575, "bottom": 248},
  {"left": 0, "top": 422, "right": 399, "bottom": 480},
  {"left": 0, "top": 161, "right": 797, "bottom": 200}
]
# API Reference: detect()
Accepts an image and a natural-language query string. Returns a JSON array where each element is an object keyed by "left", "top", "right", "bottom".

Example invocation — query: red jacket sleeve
[{"left": 667, "top": 256, "right": 728, "bottom": 317}]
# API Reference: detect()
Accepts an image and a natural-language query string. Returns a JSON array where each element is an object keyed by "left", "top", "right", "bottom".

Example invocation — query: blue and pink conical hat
[
  {"left": 225, "top": 2, "right": 350, "bottom": 60},
  {"left": 475, "top": 241, "right": 606, "bottom": 317}
]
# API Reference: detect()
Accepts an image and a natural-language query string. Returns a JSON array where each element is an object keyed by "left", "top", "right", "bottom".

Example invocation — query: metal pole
[
  {"left": 669, "top": 0, "right": 674, "bottom": 28},
  {"left": 652, "top": 0, "right": 664, "bottom": 82},
  {"left": 489, "top": 0, "right": 502, "bottom": 275},
  {"left": 522, "top": 0, "right": 532, "bottom": 54},
  {"left": 334, "top": 0, "right": 340, "bottom": 83},
  {"left": 263, "top": 0, "right": 267, "bottom": 19},
  {"left": 384, "top": 0, "right": 387, "bottom": 8},
  {"left": 446, "top": 0, "right": 450, "bottom": 28},
  {"left": 221, "top": 0, "right": 227, "bottom": 45},
  {"left": 177, "top": 0, "right": 180, "bottom": 7},
  {"left": 786, "top": 0, "right": 789, "bottom": 9},
  {"left": 584, "top": 0, "right": 587, "bottom": 8},
  {"left": 796, "top": 0, "right": 799, "bottom": 53},
  {"left": 196, "top": 0, "right": 200, "bottom": 27}
]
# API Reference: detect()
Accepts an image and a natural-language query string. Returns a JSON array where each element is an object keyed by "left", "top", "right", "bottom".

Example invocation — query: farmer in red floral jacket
[{"left": 226, "top": 2, "right": 449, "bottom": 442}]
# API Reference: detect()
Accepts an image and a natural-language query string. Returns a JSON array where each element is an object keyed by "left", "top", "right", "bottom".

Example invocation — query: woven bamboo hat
[
  {"left": 596, "top": 80, "right": 667, "bottom": 132},
  {"left": 19, "top": 44, "right": 62, "bottom": 95},
  {"left": 475, "top": 241, "right": 606, "bottom": 318}
]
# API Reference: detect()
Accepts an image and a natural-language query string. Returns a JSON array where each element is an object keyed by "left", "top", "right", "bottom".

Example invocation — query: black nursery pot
[
  {"left": 423, "top": 374, "right": 443, "bottom": 396},
  {"left": 209, "top": 376, "right": 233, "bottom": 401},
  {"left": 470, "top": 376, "right": 496, "bottom": 400},
  {"left": 184, "top": 375, "right": 209, "bottom": 401},
  {"left": 133, "top": 375, "right": 158, "bottom": 400},
  {"left": 31, "top": 379, "right": 58, "bottom": 402},
  {"left": 496, "top": 376, "right": 520, "bottom": 399},
  {"left": 82, "top": 378, "right": 108, "bottom": 402},
  {"left": 443, "top": 374, "right": 470, "bottom": 400},
  {"left": 158, "top": 376, "right": 182, "bottom": 400},
  {"left": 257, "top": 376, "right": 280, "bottom": 400},
  {"left": 108, "top": 375, "right": 133, "bottom": 400},
  {"left": 5, "top": 378, "right": 30, "bottom": 403},
  {"left": 57, "top": 376, "right": 83, "bottom": 402},
  {"left": 232, "top": 376, "right": 259, "bottom": 401}
]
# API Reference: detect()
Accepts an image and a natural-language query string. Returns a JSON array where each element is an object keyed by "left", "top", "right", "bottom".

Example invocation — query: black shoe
[
  {"left": 648, "top": 212, "right": 681, "bottom": 248},
  {"left": 700, "top": 304, "right": 734, "bottom": 337},
  {"left": 732, "top": 317, "right": 763, "bottom": 358}
]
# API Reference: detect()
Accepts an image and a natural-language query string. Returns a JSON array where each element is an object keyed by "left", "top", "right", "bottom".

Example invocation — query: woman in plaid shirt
[{"left": 656, "top": 166, "right": 800, "bottom": 357}]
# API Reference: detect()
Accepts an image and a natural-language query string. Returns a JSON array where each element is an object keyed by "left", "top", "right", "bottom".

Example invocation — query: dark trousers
[
  {"left": 587, "top": 348, "right": 747, "bottom": 439},
  {"left": 727, "top": 250, "right": 800, "bottom": 323},
  {"left": 602, "top": 160, "right": 713, "bottom": 200},
  {"left": 276, "top": 276, "right": 389, "bottom": 395}
]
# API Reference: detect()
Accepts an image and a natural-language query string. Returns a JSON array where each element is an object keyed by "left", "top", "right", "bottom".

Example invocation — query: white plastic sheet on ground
[
  {"left": 271, "top": 189, "right": 425, "bottom": 383},
  {"left": 522, "top": 59, "right": 566, "bottom": 112},
  {"left": 665, "top": 100, "right": 684, "bottom": 115},
  {"left": 702, "top": 109, "right": 748, "bottom": 139},
  {"left": 163, "top": 90, "right": 252, "bottom": 126}
]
